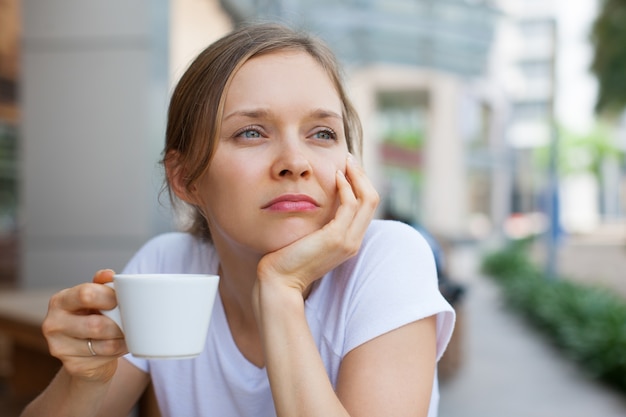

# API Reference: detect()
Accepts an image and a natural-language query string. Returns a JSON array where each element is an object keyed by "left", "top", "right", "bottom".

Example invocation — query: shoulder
[
  {"left": 319, "top": 219, "right": 439, "bottom": 309},
  {"left": 361, "top": 219, "right": 433, "bottom": 260},
  {"left": 310, "top": 220, "right": 453, "bottom": 357},
  {"left": 365, "top": 218, "right": 423, "bottom": 238},
  {"left": 318, "top": 219, "right": 437, "bottom": 297}
]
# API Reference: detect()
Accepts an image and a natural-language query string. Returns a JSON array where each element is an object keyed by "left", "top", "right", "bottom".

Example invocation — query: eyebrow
[
  {"left": 223, "top": 109, "right": 269, "bottom": 121},
  {"left": 223, "top": 108, "right": 343, "bottom": 121},
  {"left": 310, "top": 108, "right": 343, "bottom": 121}
]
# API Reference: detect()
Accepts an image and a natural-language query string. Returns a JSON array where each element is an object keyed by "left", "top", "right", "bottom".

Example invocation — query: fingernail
[{"left": 347, "top": 153, "right": 358, "bottom": 166}]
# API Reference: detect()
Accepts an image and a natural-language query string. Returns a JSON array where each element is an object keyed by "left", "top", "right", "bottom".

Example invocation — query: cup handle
[{"left": 100, "top": 282, "right": 123, "bottom": 331}]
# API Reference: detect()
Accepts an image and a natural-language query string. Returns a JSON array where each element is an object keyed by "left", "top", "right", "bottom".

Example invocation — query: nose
[{"left": 271, "top": 141, "right": 312, "bottom": 179}]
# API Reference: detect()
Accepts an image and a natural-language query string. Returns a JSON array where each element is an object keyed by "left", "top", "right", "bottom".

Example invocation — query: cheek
[
  {"left": 194, "top": 162, "right": 247, "bottom": 218},
  {"left": 316, "top": 152, "right": 347, "bottom": 198},
  {"left": 195, "top": 175, "right": 252, "bottom": 240}
]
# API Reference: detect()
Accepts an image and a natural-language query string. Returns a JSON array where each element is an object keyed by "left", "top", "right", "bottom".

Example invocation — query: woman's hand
[
  {"left": 42, "top": 269, "right": 127, "bottom": 383},
  {"left": 256, "top": 154, "right": 379, "bottom": 294},
  {"left": 252, "top": 155, "right": 378, "bottom": 417}
]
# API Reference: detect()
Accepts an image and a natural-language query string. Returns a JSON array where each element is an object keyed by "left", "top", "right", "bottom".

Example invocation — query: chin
[{"left": 266, "top": 222, "right": 322, "bottom": 252}]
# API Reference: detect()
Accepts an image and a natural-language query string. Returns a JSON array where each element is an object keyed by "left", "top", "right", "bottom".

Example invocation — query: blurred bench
[
  {"left": 0, "top": 234, "right": 18, "bottom": 287},
  {"left": 0, "top": 288, "right": 61, "bottom": 402},
  {"left": 0, "top": 288, "right": 160, "bottom": 416}
]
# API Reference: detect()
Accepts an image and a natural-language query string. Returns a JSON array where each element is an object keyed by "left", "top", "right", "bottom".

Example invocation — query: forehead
[{"left": 223, "top": 50, "right": 342, "bottom": 112}]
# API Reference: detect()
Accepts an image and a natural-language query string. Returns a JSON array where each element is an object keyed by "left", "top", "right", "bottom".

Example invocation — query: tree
[
  {"left": 590, "top": 0, "right": 626, "bottom": 116},
  {"left": 535, "top": 123, "right": 620, "bottom": 178}
]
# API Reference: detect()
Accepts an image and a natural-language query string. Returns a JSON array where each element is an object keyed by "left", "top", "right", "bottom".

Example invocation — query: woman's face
[{"left": 191, "top": 50, "right": 350, "bottom": 255}]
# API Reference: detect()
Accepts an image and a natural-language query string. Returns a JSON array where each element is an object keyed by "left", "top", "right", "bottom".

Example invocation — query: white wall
[
  {"left": 20, "top": 0, "right": 171, "bottom": 288},
  {"left": 554, "top": 0, "right": 598, "bottom": 134}
]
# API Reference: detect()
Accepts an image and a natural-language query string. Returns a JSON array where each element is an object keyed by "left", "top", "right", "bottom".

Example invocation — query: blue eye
[
  {"left": 241, "top": 130, "right": 261, "bottom": 138},
  {"left": 314, "top": 129, "right": 336, "bottom": 140},
  {"left": 234, "top": 126, "right": 263, "bottom": 139}
]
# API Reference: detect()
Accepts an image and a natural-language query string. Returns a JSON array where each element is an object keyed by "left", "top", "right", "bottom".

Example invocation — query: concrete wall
[{"left": 20, "top": 0, "right": 171, "bottom": 288}]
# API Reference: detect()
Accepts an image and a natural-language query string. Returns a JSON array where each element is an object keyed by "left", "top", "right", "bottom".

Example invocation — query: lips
[{"left": 262, "top": 194, "right": 320, "bottom": 212}]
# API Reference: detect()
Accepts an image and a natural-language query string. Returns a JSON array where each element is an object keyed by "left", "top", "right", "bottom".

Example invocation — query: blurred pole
[
  {"left": 546, "top": 124, "right": 560, "bottom": 279},
  {"left": 545, "top": 18, "right": 560, "bottom": 279}
]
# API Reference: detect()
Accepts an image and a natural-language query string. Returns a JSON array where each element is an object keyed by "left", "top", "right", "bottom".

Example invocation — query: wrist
[{"left": 252, "top": 273, "right": 305, "bottom": 323}]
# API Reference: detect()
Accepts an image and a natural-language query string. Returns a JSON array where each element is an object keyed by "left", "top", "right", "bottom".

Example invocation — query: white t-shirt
[{"left": 122, "top": 219, "right": 455, "bottom": 417}]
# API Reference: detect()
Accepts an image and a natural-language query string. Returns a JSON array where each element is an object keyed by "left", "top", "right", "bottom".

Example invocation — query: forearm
[
  {"left": 254, "top": 280, "right": 350, "bottom": 417},
  {"left": 21, "top": 367, "right": 112, "bottom": 417}
]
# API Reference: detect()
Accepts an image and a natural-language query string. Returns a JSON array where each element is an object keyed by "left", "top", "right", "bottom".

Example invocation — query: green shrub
[{"left": 481, "top": 242, "right": 626, "bottom": 392}]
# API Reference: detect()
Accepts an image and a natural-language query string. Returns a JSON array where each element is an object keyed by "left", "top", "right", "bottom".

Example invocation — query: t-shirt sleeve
[{"left": 342, "top": 221, "right": 455, "bottom": 361}]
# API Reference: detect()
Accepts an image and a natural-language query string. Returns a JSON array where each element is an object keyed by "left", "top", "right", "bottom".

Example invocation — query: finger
[
  {"left": 43, "top": 312, "right": 127, "bottom": 368},
  {"left": 93, "top": 268, "right": 115, "bottom": 284},
  {"left": 82, "top": 336, "right": 127, "bottom": 358},
  {"left": 48, "top": 332, "right": 127, "bottom": 359},
  {"left": 44, "top": 307, "right": 124, "bottom": 341},
  {"left": 323, "top": 161, "right": 376, "bottom": 242},
  {"left": 46, "top": 332, "right": 126, "bottom": 382},
  {"left": 50, "top": 283, "right": 117, "bottom": 314},
  {"left": 342, "top": 155, "right": 379, "bottom": 239},
  {"left": 330, "top": 168, "right": 359, "bottom": 227},
  {"left": 340, "top": 155, "right": 380, "bottom": 221},
  {"left": 345, "top": 154, "right": 380, "bottom": 207}
]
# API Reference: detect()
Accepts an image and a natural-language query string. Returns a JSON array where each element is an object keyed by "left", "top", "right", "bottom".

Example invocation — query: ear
[{"left": 164, "top": 150, "right": 199, "bottom": 205}]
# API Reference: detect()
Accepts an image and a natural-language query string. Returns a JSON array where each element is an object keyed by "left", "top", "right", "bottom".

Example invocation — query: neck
[
  {"left": 213, "top": 239, "right": 266, "bottom": 367},
  {"left": 218, "top": 260, "right": 258, "bottom": 325},
  {"left": 214, "top": 238, "right": 261, "bottom": 319}
]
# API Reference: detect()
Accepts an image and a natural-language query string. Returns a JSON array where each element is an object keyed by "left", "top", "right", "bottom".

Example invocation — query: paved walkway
[{"left": 438, "top": 245, "right": 626, "bottom": 417}]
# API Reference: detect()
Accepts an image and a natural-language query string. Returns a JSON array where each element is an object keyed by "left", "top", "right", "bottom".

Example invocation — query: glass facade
[{"left": 221, "top": 0, "right": 498, "bottom": 77}]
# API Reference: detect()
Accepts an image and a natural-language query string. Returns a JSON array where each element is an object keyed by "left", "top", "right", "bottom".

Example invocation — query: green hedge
[{"left": 481, "top": 241, "right": 626, "bottom": 392}]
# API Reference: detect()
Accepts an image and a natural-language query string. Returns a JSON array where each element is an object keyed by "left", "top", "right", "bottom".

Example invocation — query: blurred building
[
  {"left": 494, "top": 0, "right": 625, "bottom": 238},
  {"left": 488, "top": 0, "right": 558, "bottom": 239},
  {"left": 492, "top": 0, "right": 556, "bottom": 210}
]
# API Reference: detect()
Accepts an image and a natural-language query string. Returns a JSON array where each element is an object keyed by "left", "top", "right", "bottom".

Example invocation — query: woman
[{"left": 22, "top": 23, "right": 455, "bottom": 417}]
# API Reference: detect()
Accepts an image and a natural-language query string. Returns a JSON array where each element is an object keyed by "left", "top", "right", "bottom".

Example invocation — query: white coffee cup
[{"left": 101, "top": 273, "right": 220, "bottom": 359}]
